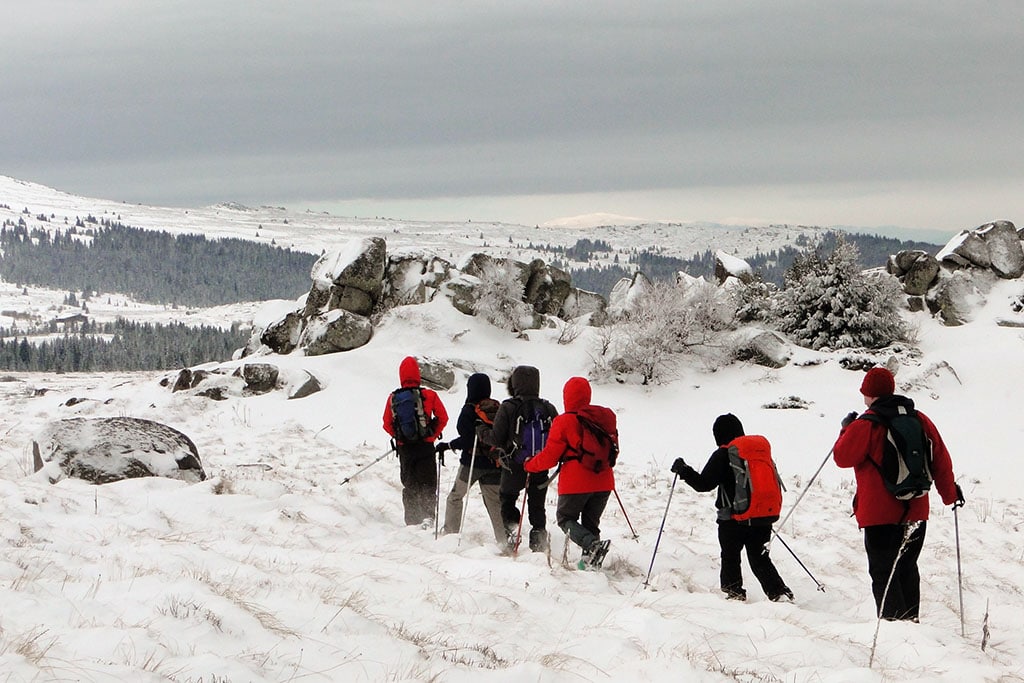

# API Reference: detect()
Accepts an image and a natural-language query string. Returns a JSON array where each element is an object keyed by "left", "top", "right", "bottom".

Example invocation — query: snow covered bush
[
  {"left": 591, "top": 278, "right": 736, "bottom": 384},
  {"left": 472, "top": 261, "right": 534, "bottom": 332},
  {"left": 774, "top": 238, "right": 907, "bottom": 350}
]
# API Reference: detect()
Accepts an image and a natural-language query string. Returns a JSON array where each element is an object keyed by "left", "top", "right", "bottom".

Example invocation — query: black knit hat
[{"left": 713, "top": 413, "right": 744, "bottom": 446}]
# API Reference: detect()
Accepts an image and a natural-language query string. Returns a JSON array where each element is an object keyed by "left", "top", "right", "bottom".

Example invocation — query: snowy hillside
[
  {"left": 0, "top": 175, "right": 831, "bottom": 275},
  {"left": 1, "top": 279, "right": 1023, "bottom": 680}
]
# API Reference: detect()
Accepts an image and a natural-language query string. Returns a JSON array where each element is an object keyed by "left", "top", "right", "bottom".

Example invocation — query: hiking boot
[
  {"left": 586, "top": 539, "right": 611, "bottom": 569},
  {"left": 769, "top": 588, "right": 795, "bottom": 603},
  {"left": 529, "top": 528, "right": 549, "bottom": 553},
  {"left": 724, "top": 589, "right": 747, "bottom": 601}
]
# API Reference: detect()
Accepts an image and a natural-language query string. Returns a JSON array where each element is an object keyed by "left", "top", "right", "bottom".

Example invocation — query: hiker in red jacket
[
  {"left": 671, "top": 414, "right": 793, "bottom": 602},
  {"left": 833, "top": 366, "right": 962, "bottom": 621},
  {"left": 525, "top": 376, "right": 617, "bottom": 569},
  {"left": 382, "top": 356, "right": 448, "bottom": 527}
]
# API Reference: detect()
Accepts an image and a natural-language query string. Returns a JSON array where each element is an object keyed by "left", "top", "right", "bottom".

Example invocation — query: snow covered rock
[
  {"left": 731, "top": 329, "right": 791, "bottom": 368},
  {"left": 232, "top": 362, "right": 279, "bottom": 394},
  {"left": 938, "top": 220, "right": 1023, "bottom": 278},
  {"left": 382, "top": 252, "right": 452, "bottom": 307},
  {"left": 888, "top": 250, "right": 940, "bottom": 295},
  {"left": 714, "top": 250, "right": 754, "bottom": 284},
  {"left": 32, "top": 417, "right": 206, "bottom": 485},
  {"left": 608, "top": 272, "right": 653, "bottom": 317},
  {"left": 524, "top": 259, "right": 572, "bottom": 315},
  {"left": 299, "top": 309, "right": 373, "bottom": 356}
]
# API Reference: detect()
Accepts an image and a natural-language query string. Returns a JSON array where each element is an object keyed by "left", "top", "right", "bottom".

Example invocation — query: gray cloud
[{"left": 2, "top": 1, "right": 1023, "bottom": 228}]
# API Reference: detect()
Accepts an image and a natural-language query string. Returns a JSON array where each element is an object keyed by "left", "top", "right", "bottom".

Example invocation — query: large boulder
[
  {"left": 232, "top": 363, "right": 279, "bottom": 394},
  {"left": 415, "top": 357, "right": 457, "bottom": 391},
  {"left": 524, "top": 260, "right": 572, "bottom": 316},
  {"left": 308, "top": 237, "right": 388, "bottom": 315},
  {"left": 926, "top": 269, "right": 994, "bottom": 326},
  {"left": 260, "top": 310, "right": 305, "bottom": 354},
  {"left": 383, "top": 252, "right": 452, "bottom": 308},
  {"left": 731, "top": 329, "right": 791, "bottom": 368},
  {"left": 978, "top": 220, "right": 1024, "bottom": 278},
  {"left": 560, "top": 287, "right": 608, "bottom": 325},
  {"left": 608, "top": 271, "right": 653, "bottom": 317},
  {"left": 300, "top": 309, "right": 373, "bottom": 355},
  {"left": 890, "top": 251, "right": 941, "bottom": 295},
  {"left": 33, "top": 417, "right": 206, "bottom": 484}
]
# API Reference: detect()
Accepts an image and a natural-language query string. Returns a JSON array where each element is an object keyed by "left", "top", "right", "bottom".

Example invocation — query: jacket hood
[
  {"left": 465, "top": 373, "right": 491, "bottom": 403},
  {"left": 868, "top": 394, "right": 916, "bottom": 421},
  {"left": 713, "top": 413, "right": 745, "bottom": 446},
  {"left": 399, "top": 356, "right": 421, "bottom": 388},
  {"left": 562, "top": 376, "right": 592, "bottom": 413},
  {"left": 508, "top": 365, "right": 540, "bottom": 398}
]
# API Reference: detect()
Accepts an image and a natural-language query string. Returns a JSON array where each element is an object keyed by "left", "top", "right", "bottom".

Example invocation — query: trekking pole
[
  {"left": 778, "top": 448, "right": 833, "bottom": 532},
  {"left": 612, "top": 489, "right": 640, "bottom": 541},
  {"left": 340, "top": 446, "right": 395, "bottom": 486},
  {"left": 644, "top": 475, "right": 677, "bottom": 588},
  {"left": 772, "top": 529, "right": 825, "bottom": 592},
  {"left": 434, "top": 453, "right": 443, "bottom": 540},
  {"left": 457, "top": 435, "right": 479, "bottom": 547},
  {"left": 512, "top": 474, "right": 530, "bottom": 556},
  {"left": 954, "top": 499, "right": 966, "bottom": 637}
]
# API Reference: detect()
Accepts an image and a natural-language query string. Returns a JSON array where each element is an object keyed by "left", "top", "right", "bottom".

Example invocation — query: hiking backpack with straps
[
  {"left": 861, "top": 407, "right": 933, "bottom": 500},
  {"left": 723, "top": 435, "right": 784, "bottom": 522},
  {"left": 511, "top": 398, "right": 553, "bottom": 465},
  {"left": 565, "top": 406, "right": 619, "bottom": 474},
  {"left": 390, "top": 387, "right": 430, "bottom": 443},
  {"left": 472, "top": 397, "right": 501, "bottom": 458}
]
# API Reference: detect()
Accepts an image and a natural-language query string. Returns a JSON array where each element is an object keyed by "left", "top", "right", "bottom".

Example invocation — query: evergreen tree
[{"left": 774, "top": 238, "right": 907, "bottom": 350}]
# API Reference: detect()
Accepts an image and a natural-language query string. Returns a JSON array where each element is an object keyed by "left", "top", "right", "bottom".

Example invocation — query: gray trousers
[{"left": 443, "top": 464, "right": 505, "bottom": 544}]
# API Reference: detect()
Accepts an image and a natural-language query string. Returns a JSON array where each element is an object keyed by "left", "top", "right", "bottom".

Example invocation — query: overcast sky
[{"left": 2, "top": 2, "right": 1022, "bottom": 234}]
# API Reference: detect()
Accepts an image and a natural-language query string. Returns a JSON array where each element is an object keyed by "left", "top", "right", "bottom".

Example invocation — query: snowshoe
[{"left": 580, "top": 539, "right": 610, "bottom": 569}]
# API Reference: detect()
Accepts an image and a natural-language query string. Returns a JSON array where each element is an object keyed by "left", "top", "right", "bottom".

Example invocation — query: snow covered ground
[{"left": 1, "top": 274, "right": 1023, "bottom": 681}]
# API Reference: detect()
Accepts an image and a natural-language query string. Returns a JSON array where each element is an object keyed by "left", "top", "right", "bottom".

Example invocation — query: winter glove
[
  {"left": 953, "top": 483, "right": 966, "bottom": 509},
  {"left": 841, "top": 411, "right": 859, "bottom": 428},
  {"left": 670, "top": 457, "right": 690, "bottom": 477},
  {"left": 435, "top": 442, "right": 448, "bottom": 466}
]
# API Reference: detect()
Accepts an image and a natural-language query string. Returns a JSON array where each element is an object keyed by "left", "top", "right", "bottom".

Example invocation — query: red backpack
[{"left": 725, "top": 435, "right": 783, "bottom": 522}]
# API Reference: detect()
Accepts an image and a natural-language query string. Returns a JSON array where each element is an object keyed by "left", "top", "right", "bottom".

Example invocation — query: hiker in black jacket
[
  {"left": 671, "top": 413, "right": 793, "bottom": 602},
  {"left": 437, "top": 373, "right": 505, "bottom": 544},
  {"left": 477, "top": 365, "right": 558, "bottom": 553}
]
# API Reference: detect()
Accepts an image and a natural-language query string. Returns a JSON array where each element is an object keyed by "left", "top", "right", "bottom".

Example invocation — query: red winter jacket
[
  {"left": 382, "top": 356, "right": 448, "bottom": 444},
  {"left": 525, "top": 376, "right": 616, "bottom": 495},
  {"left": 833, "top": 398, "right": 956, "bottom": 527}
]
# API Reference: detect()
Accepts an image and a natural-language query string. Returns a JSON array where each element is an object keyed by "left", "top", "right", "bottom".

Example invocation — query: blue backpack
[
  {"left": 390, "top": 387, "right": 430, "bottom": 443},
  {"left": 511, "top": 399, "right": 553, "bottom": 464}
]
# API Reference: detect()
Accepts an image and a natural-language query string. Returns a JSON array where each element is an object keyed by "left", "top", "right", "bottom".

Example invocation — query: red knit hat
[{"left": 860, "top": 367, "right": 895, "bottom": 397}]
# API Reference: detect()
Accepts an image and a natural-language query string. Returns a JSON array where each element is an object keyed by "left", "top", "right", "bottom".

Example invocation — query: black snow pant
[
  {"left": 864, "top": 521, "right": 927, "bottom": 621},
  {"left": 556, "top": 490, "right": 611, "bottom": 550},
  {"left": 717, "top": 521, "right": 790, "bottom": 600},
  {"left": 397, "top": 440, "right": 437, "bottom": 526},
  {"left": 499, "top": 463, "right": 549, "bottom": 534}
]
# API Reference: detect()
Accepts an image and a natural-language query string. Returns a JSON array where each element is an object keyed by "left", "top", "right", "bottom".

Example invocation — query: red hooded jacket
[
  {"left": 833, "top": 400, "right": 956, "bottom": 527},
  {"left": 382, "top": 356, "right": 448, "bottom": 444},
  {"left": 525, "top": 376, "right": 616, "bottom": 494}
]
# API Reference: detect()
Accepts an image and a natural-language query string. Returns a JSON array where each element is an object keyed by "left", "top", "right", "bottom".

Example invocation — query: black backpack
[
  {"left": 861, "top": 408, "right": 933, "bottom": 500},
  {"left": 511, "top": 398, "right": 553, "bottom": 464},
  {"left": 390, "top": 387, "right": 430, "bottom": 443}
]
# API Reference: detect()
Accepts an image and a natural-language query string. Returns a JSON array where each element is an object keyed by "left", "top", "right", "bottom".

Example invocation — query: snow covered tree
[
  {"left": 472, "top": 262, "right": 534, "bottom": 332},
  {"left": 774, "top": 238, "right": 907, "bottom": 350},
  {"left": 592, "top": 278, "right": 735, "bottom": 384}
]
